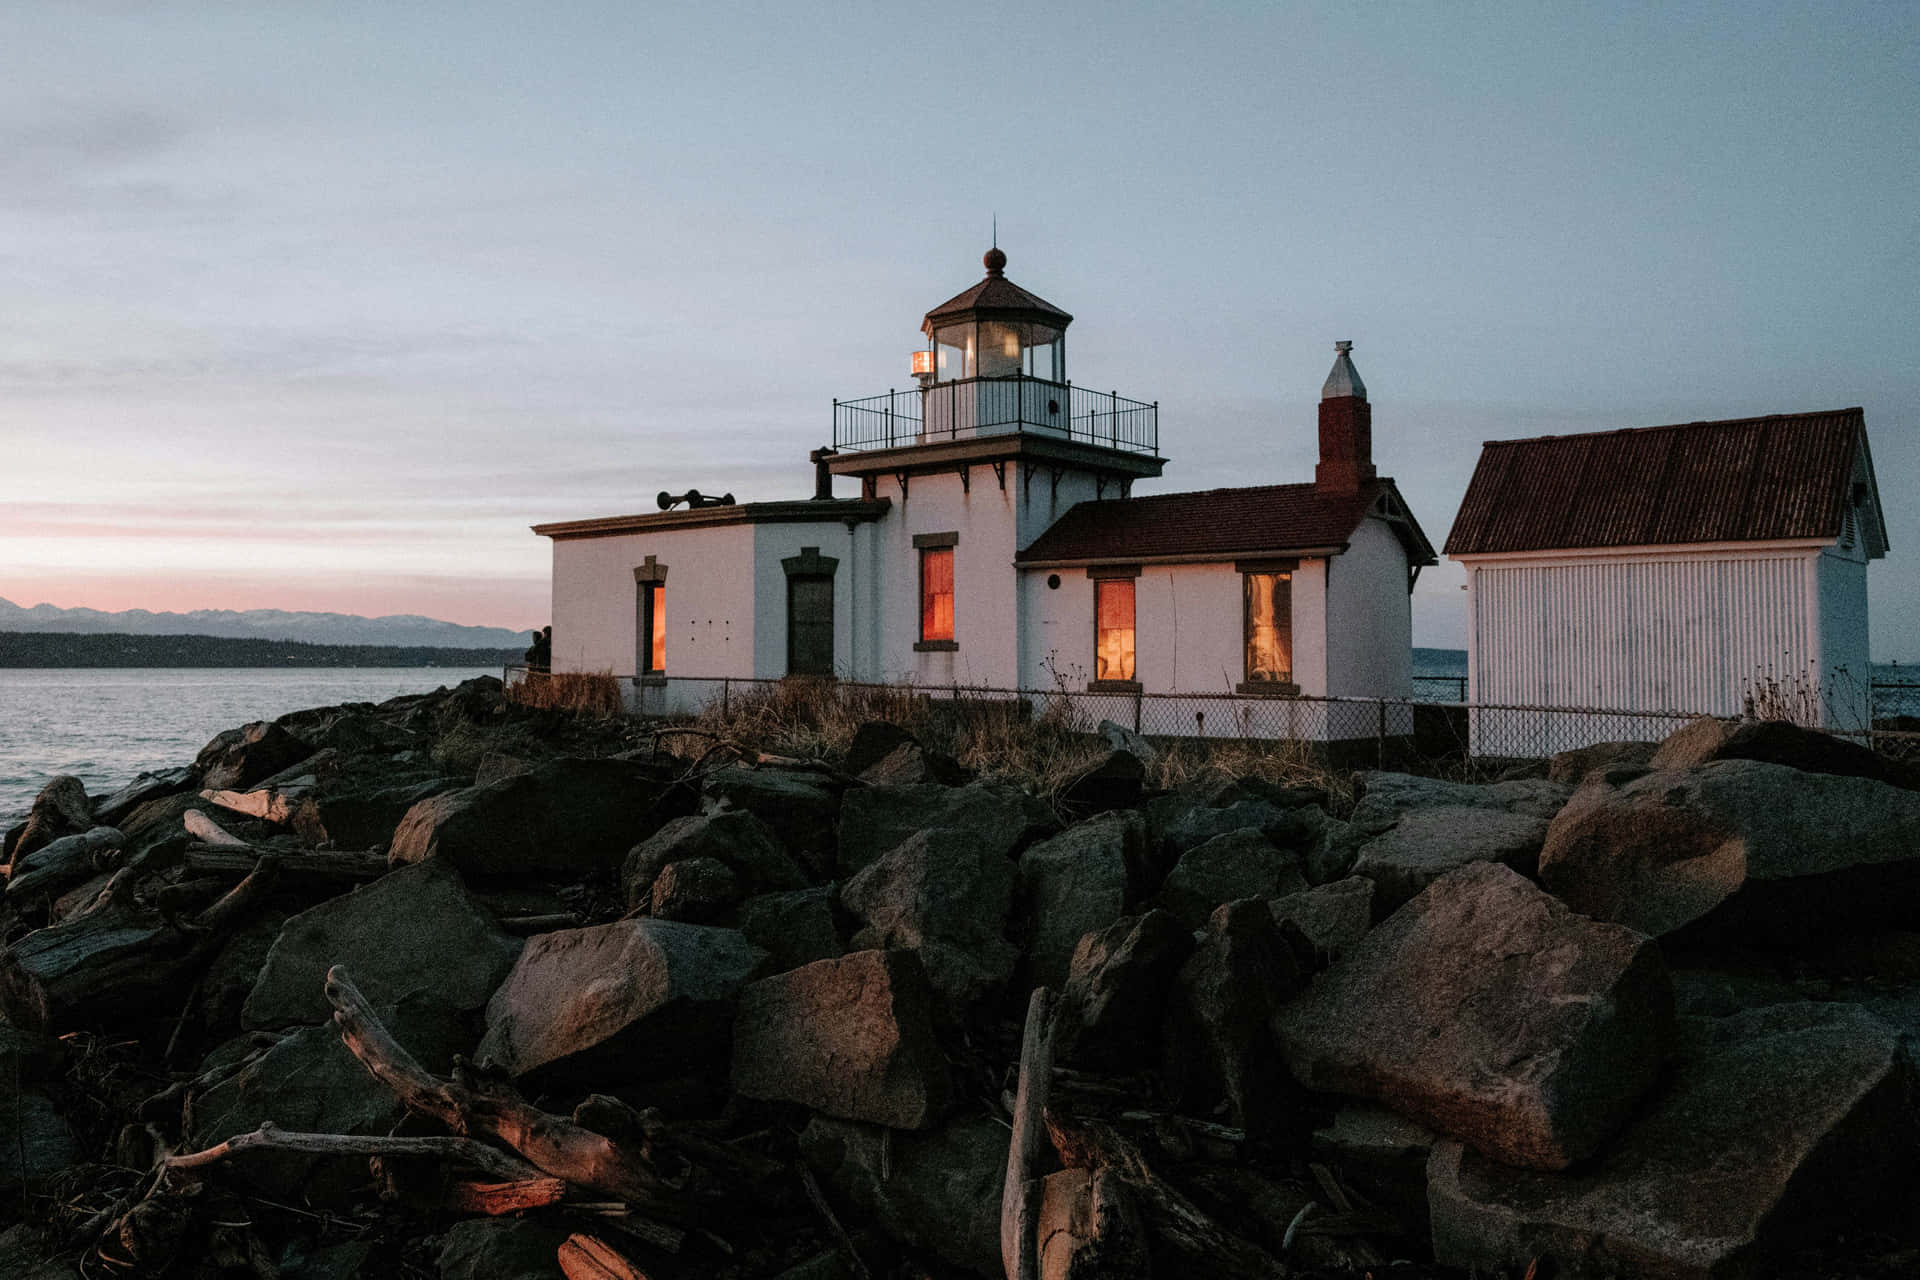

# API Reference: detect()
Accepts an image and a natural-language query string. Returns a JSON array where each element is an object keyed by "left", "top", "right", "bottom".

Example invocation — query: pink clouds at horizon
[{"left": 0, "top": 569, "right": 548, "bottom": 631}]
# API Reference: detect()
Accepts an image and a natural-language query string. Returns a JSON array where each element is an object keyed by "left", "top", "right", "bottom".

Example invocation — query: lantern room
[{"left": 918, "top": 247, "right": 1071, "bottom": 386}]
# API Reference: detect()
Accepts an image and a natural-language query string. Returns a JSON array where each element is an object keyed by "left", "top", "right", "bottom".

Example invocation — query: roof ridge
[{"left": 1482, "top": 407, "right": 1863, "bottom": 448}]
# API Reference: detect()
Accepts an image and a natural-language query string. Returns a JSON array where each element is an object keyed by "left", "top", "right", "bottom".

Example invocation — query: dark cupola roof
[{"left": 922, "top": 248, "right": 1073, "bottom": 336}]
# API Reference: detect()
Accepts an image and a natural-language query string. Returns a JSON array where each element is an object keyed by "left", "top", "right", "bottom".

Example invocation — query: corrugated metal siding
[
  {"left": 1445, "top": 409, "right": 1862, "bottom": 555},
  {"left": 1470, "top": 551, "right": 1817, "bottom": 718}
]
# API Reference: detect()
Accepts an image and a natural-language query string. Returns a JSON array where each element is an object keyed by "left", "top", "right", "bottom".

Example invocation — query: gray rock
[
  {"left": 1268, "top": 876, "right": 1373, "bottom": 961},
  {"left": 1429, "top": 1003, "right": 1915, "bottom": 1279},
  {"left": 1546, "top": 740, "right": 1658, "bottom": 784},
  {"left": 1156, "top": 828, "right": 1307, "bottom": 930},
  {"left": 91, "top": 768, "right": 196, "bottom": 827},
  {"left": 858, "top": 742, "right": 969, "bottom": 787},
  {"left": 1349, "top": 806, "right": 1553, "bottom": 915},
  {"left": 242, "top": 859, "right": 520, "bottom": 1031},
  {"left": 1350, "top": 772, "right": 1573, "bottom": 825},
  {"left": 1057, "top": 748, "right": 1145, "bottom": 815},
  {"left": 435, "top": 1216, "right": 572, "bottom": 1280},
  {"left": 0, "top": 1093, "right": 78, "bottom": 1189},
  {"left": 389, "top": 757, "right": 691, "bottom": 877},
  {"left": 837, "top": 781, "right": 1056, "bottom": 878},
  {"left": 201, "top": 909, "right": 293, "bottom": 1035},
  {"left": 7, "top": 775, "right": 92, "bottom": 862},
  {"left": 278, "top": 1239, "right": 374, "bottom": 1280},
  {"left": 1538, "top": 759, "right": 1920, "bottom": 943},
  {"left": 732, "top": 949, "right": 951, "bottom": 1130},
  {"left": 737, "top": 886, "right": 844, "bottom": 974},
  {"left": 1312, "top": 1104, "right": 1436, "bottom": 1235},
  {"left": 1275, "top": 861, "right": 1672, "bottom": 1171},
  {"left": 702, "top": 766, "right": 841, "bottom": 881},
  {"left": 1056, "top": 909, "right": 1194, "bottom": 1071},
  {"left": 476, "top": 918, "right": 764, "bottom": 1083},
  {"left": 1097, "top": 719, "right": 1158, "bottom": 766},
  {"left": 841, "top": 721, "right": 921, "bottom": 777},
  {"left": 1157, "top": 799, "right": 1325, "bottom": 866},
  {"left": 800, "top": 1114, "right": 1006, "bottom": 1278},
  {"left": 841, "top": 826, "right": 1019, "bottom": 1009},
  {"left": 1652, "top": 715, "right": 1917, "bottom": 789},
  {"left": 650, "top": 856, "right": 741, "bottom": 922},
  {"left": 196, "top": 721, "right": 316, "bottom": 792},
  {"left": 189, "top": 1001, "right": 467, "bottom": 1203},
  {"left": 622, "top": 809, "right": 805, "bottom": 909},
  {"left": 1164, "top": 899, "right": 1305, "bottom": 1137},
  {"left": 1019, "top": 811, "right": 1141, "bottom": 989}
]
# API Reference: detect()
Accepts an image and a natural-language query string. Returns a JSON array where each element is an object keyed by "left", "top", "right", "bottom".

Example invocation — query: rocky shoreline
[{"left": 2, "top": 676, "right": 1918, "bottom": 1279}]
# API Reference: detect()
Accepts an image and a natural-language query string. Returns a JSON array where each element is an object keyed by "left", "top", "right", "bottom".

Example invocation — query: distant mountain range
[{"left": 0, "top": 597, "right": 532, "bottom": 650}]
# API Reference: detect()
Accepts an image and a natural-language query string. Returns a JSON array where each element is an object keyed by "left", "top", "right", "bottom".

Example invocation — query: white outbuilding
[
  {"left": 1446, "top": 408, "right": 1888, "bottom": 748},
  {"left": 533, "top": 249, "right": 1436, "bottom": 738}
]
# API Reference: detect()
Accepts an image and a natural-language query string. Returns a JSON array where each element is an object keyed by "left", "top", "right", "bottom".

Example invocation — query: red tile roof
[
  {"left": 1016, "top": 479, "right": 1435, "bottom": 566},
  {"left": 1444, "top": 408, "right": 1883, "bottom": 556}
]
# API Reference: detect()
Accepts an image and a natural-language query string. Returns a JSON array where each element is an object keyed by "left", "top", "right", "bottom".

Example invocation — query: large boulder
[
  {"left": 189, "top": 1000, "right": 467, "bottom": 1203},
  {"left": 837, "top": 782, "right": 1056, "bottom": 878},
  {"left": 1156, "top": 828, "right": 1307, "bottom": 929},
  {"left": 731, "top": 949, "right": 951, "bottom": 1129},
  {"left": 841, "top": 826, "right": 1019, "bottom": 1008},
  {"left": 1056, "top": 748, "right": 1146, "bottom": 815},
  {"left": 7, "top": 775, "right": 93, "bottom": 863},
  {"left": 388, "top": 757, "right": 690, "bottom": 877},
  {"left": 1350, "top": 772, "right": 1574, "bottom": 823},
  {"left": 1538, "top": 759, "right": 1920, "bottom": 944},
  {"left": 702, "top": 767, "right": 841, "bottom": 881},
  {"left": 1429, "top": 1002, "right": 1916, "bottom": 1279},
  {"left": 1349, "top": 806, "right": 1554, "bottom": 916},
  {"left": 475, "top": 918, "right": 764, "bottom": 1083},
  {"left": 622, "top": 810, "right": 806, "bottom": 910},
  {"left": 242, "top": 859, "right": 520, "bottom": 1030},
  {"left": 737, "top": 886, "right": 844, "bottom": 975},
  {"left": 800, "top": 1114, "right": 1006, "bottom": 1279},
  {"left": 1652, "top": 715, "right": 1916, "bottom": 789},
  {"left": 1055, "top": 909, "right": 1194, "bottom": 1072},
  {"left": 196, "top": 721, "right": 315, "bottom": 792},
  {"left": 1268, "top": 876, "right": 1374, "bottom": 962},
  {"left": 1546, "top": 740, "right": 1658, "bottom": 784},
  {"left": 649, "top": 856, "right": 741, "bottom": 922},
  {"left": 1163, "top": 899, "right": 1305, "bottom": 1137},
  {"left": 1274, "top": 861, "right": 1673, "bottom": 1171},
  {"left": 1018, "top": 811, "right": 1141, "bottom": 990},
  {"left": 1155, "top": 798, "right": 1325, "bottom": 867}
]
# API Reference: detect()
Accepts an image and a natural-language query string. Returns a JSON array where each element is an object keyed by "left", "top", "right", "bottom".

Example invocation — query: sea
[{"left": 0, "top": 666, "right": 501, "bottom": 826}]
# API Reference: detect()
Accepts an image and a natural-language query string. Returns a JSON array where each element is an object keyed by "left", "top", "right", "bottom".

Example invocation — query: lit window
[
  {"left": 920, "top": 547, "right": 954, "bottom": 642},
  {"left": 1095, "top": 578, "right": 1136, "bottom": 682},
  {"left": 1244, "top": 572, "right": 1291, "bottom": 684},
  {"left": 643, "top": 583, "right": 666, "bottom": 674}
]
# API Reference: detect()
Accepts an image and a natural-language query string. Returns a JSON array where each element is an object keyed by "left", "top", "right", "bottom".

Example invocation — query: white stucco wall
[
  {"left": 748, "top": 520, "right": 881, "bottom": 681},
  {"left": 548, "top": 522, "right": 757, "bottom": 680},
  {"left": 1325, "top": 517, "right": 1414, "bottom": 698}
]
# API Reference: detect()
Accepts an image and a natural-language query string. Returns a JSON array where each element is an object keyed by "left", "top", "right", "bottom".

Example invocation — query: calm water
[{"left": 0, "top": 667, "right": 499, "bottom": 825}]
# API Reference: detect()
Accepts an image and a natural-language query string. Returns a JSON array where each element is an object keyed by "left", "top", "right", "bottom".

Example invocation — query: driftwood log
[
  {"left": 164, "top": 1122, "right": 545, "bottom": 1183},
  {"left": 1001, "top": 985, "right": 1055, "bottom": 1280},
  {"left": 322, "top": 965, "right": 695, "bottom": 1220},
  {"left": 183, "top": 809, "right": 249, "bottom": 848},
  {"left": 5, "top": 825, "right": 125, "bottom": 899},
  {"left": 183, "top": 843, "right": 387, "bottom": 882},
  {"left": 0, "top": 855, "right": 281, "bottom": 1032}
]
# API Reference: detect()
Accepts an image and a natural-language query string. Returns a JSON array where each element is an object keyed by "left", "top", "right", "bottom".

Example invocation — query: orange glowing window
[
  {"left": 920, "top": 547, "right": 954, "bottom": 642},
  {"left": 1244, "top": 572, "right": 1291, "bottom": 684},
  {"left": 644, "top": 583, "right": 666, "bottom": 673},
  {"left": 1094, "top": 578, "right": 1136, "bottom": 682}
]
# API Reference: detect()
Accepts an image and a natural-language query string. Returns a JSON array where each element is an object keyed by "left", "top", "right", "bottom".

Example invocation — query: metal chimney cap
[{"left": 1322, "top": 340, "right": 1367, "bottom": 401}]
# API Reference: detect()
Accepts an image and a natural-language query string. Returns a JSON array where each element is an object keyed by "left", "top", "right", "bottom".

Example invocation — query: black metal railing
[{"left": 832, "top": 377, "right": 1158, "bottom": 456}]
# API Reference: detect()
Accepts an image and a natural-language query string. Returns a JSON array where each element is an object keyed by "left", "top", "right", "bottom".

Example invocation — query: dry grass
[
  {"left": 506, "top": 669, "right": 626, "bottom": 718},
  {"left": 681, "top": 677, "right": 1352, "bottom": 804}
]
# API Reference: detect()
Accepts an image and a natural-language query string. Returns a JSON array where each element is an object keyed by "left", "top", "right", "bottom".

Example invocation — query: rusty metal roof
[
  {"left": 1444, "top": 408, "right": 1885, "bottom": 557},
  {"left": 1016, "top": 479, "right": 1436, "bottom": 566}
]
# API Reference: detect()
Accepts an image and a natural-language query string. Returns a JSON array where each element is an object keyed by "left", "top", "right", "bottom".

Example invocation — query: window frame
[
  {"left": 1086, "top": 565, "right": 1141, "bottom": 691},
  {"left": 785, "top": 574, "right": 836, "bottom": 677},
  {"left": 1236, "top": 561, "right": 1297, "bottom": 695},
  {"left": 913, "top": 533, "right": 959, "bottom": 652},
  {"left": 641, "top": 582, "right": 666, "bottom": 676}
]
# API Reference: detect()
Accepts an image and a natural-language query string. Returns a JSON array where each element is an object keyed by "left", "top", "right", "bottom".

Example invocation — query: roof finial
[
  {"left": 1322, "top": 340, "right": 1366, "bottom": 400},
  {"left": 984, "top": 243, "right": 1007, "bottom": 276}
]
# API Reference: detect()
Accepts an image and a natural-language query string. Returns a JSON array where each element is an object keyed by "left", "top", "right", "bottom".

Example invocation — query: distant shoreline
[{"left": 0, "top": 630, "right": 518, "bottom": 670}]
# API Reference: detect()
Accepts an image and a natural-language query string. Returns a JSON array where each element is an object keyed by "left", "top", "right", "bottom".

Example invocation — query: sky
[{"left": 2, "top": 2, "right": 1916, "bottom": 655}]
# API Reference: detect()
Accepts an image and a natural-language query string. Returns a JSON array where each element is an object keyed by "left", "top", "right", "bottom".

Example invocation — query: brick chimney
[{"left": 1315, "top": 340, "right": 1375, "bottom": 492}]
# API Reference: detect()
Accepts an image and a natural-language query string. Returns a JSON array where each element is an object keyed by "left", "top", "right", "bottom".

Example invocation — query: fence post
[
  {"left": 887, "top": 389, "right": 895, "bottom": 449},
  {"left": 1376, "top": 699, "right": 1387, "bottom": 768},
  {"left": 721, "top": 677, "right": 730, "bottom": 720},
  {"left": 1132, "top": 689, "right": 1143, "bottom": 734},
  {"left": 1110, "top": 390, "right": 1119, "bottom": 447}
]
